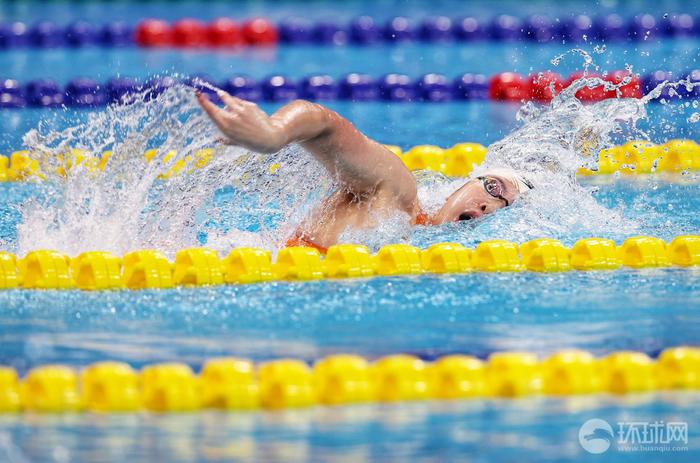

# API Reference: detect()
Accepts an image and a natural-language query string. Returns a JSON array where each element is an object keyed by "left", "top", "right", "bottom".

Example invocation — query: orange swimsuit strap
[
  {"left": 285, "top": 233, "right": 329, "bottom": 254},
  {"left": 286, "top": 210, "right": 430, "bottom": 253},
  {"left": 414, "top": 209, "right": 430, "bottom": 226}
]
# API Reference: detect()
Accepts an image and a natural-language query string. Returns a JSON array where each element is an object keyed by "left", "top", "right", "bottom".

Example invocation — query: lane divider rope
[
  {"left": 1, "top": 69, "right": 698, "bottom": 108},
  {"left": 1, "top": 234, "right": 699, "bottom": 290},
  {"left": 0, "top": 13, "right": 695, "bottom": 50},
  {"left": 1, "top": 347, "right": 698, "bottom": 413},
  {"left": 1, "top": 139, "right": 699, "bottom": 183}
]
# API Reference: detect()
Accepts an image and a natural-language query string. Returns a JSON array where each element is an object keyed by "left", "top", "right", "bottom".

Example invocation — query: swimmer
[{"left": 197, "top": 91, "right": 532, "bottom": 252}]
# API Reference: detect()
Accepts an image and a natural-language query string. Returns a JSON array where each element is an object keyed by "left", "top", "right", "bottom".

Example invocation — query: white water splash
[
  {"left": 405, "top": 77, "right": 644, "bottom": 246},
  {"left": 11, "top": 65, "right": 700, "bottom": 256},
  {"left": 16, "top": 84, "right": 329, "bottom": 257},
  {"left": 407, "top": 64, "right": 700, "bottom": 247}
]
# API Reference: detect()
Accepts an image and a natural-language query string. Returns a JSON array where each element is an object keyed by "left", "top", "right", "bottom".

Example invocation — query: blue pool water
[
  {"left": 2, "top": 257, "right": 700, "bottom": 370},
  {"left": 1, "top": 0, "right": 700, "bottom": 462},
  {"left": 1, "top": 99, "right": 700, "bottom": 154},
  {"left": 1, "top": 0, "right": 697, "bottom": 24},
  {"left": 1, "top": 397, "right": 698, "bottom": 462},
  {"left": 1, "top": 177, "right": 699, "bottom": 371}
]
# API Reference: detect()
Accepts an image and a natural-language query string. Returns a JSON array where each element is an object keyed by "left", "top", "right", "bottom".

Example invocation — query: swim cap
[{"left": 484, "top": 167, "right": 534, "bottom": 195}]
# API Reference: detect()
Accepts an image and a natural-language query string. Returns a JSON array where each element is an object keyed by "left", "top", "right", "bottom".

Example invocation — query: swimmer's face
[{"left": 432, "top": 174, "right": 520, "bottom": 224}]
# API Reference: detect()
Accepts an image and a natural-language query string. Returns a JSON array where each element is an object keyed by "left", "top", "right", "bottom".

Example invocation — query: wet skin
[{"left": 197, "top": 92, "right": 519, "bottom": 248}]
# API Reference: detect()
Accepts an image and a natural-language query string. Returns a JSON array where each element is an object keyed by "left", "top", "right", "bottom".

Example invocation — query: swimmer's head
[{"left": 432, "top": 168, "right": 533, "bottom": 224}]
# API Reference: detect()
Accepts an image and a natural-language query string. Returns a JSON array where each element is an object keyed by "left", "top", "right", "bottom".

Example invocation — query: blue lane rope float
[
  {"left": 0, "top": 235, "right": 699, "bottom": 291},
  {"left": 0, "top": 14, "right": 698, "bottom": 49},
  {"left": 0, "top": 346, "right": 698, "bottom": 413},
  {"left": 0, "top": 70, "right": 699, "bottom": 108}
]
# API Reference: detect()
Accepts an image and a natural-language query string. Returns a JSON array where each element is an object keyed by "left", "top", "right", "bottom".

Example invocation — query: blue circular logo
[{"left": 579, "top": 418, "right": 614, "bottom": 454}]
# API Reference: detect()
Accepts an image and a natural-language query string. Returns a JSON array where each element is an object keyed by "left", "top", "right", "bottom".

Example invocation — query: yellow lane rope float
[
  {"left": 0, "top": 235, "right": 698, "bottom": 290},
  {"left": 1, "top": 346, "right": 697, "bottom": 413},
  {"left": 391, "top": 139, "right": 700, "bottom": 176},
  {"left": 1, "top": 139, "right": 699, "bottom": 182}
]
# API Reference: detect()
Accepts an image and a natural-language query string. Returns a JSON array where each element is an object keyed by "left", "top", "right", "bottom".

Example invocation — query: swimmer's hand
[
  {"left": 196, "top": 90, "right": 286, "bottom": 153},
  {"left": 197, "top": 91, "right": 416, "bottom": 207}
]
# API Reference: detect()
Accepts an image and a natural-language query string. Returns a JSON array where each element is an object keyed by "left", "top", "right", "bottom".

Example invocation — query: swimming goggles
[{"left": 477, "top": 176, "right": 510, "bottom": 207}]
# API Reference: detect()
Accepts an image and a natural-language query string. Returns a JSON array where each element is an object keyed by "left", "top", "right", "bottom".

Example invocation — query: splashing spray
[{"left": 11, "top": 62, "right": 700, "bottom": 255}]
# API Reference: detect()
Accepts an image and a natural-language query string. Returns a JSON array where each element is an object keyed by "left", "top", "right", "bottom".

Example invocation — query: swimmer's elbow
[
  {"left": 288, "top": 99, "right": 326, "bottom": 119},
  {"left": 288, "top": 100, "right": 335, "bottom": 139},
  {"left": 269, "top": 99, "right": 334, "bottom": 149}
]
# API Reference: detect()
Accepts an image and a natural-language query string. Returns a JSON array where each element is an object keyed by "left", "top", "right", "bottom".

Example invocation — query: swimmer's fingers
[
  {"left": 196, "top": 92, "right": 238, "bottom": 138},
  {"left": 217, "top": 91, "right": 249, "bottom": 110},
  {"left": 217, "top": 137, "right": 238, "bottom": 146},
  {"left": 196, "top": 92, "right": 224, "bottom": 119}
]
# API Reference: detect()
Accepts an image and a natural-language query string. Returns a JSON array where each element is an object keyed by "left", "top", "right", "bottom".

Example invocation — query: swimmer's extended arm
[{"left": 197, "top": 91, "right": 416, "bottom": 206}]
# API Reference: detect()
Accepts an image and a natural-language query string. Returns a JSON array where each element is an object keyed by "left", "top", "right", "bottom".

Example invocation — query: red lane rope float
[
  {"left": 136, "top": 17, "right": 278, "bottom": 47},
  {"left": 134, "top": 19, "right": 172, "bottom": 47},
  {"left": 491, "top": 71, "right": 643, "bottom": 102},
  {"left": 207, "top": 18, "right": 241, "bottom": 47}
]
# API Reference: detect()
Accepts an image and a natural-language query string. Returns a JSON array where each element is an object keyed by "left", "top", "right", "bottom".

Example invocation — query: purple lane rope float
[
  {"left": 0, "top": 70, "right": 698, "bottom": 108},
  {"left": 0, "top": 13, "right": 698, "bottom": 49}
]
